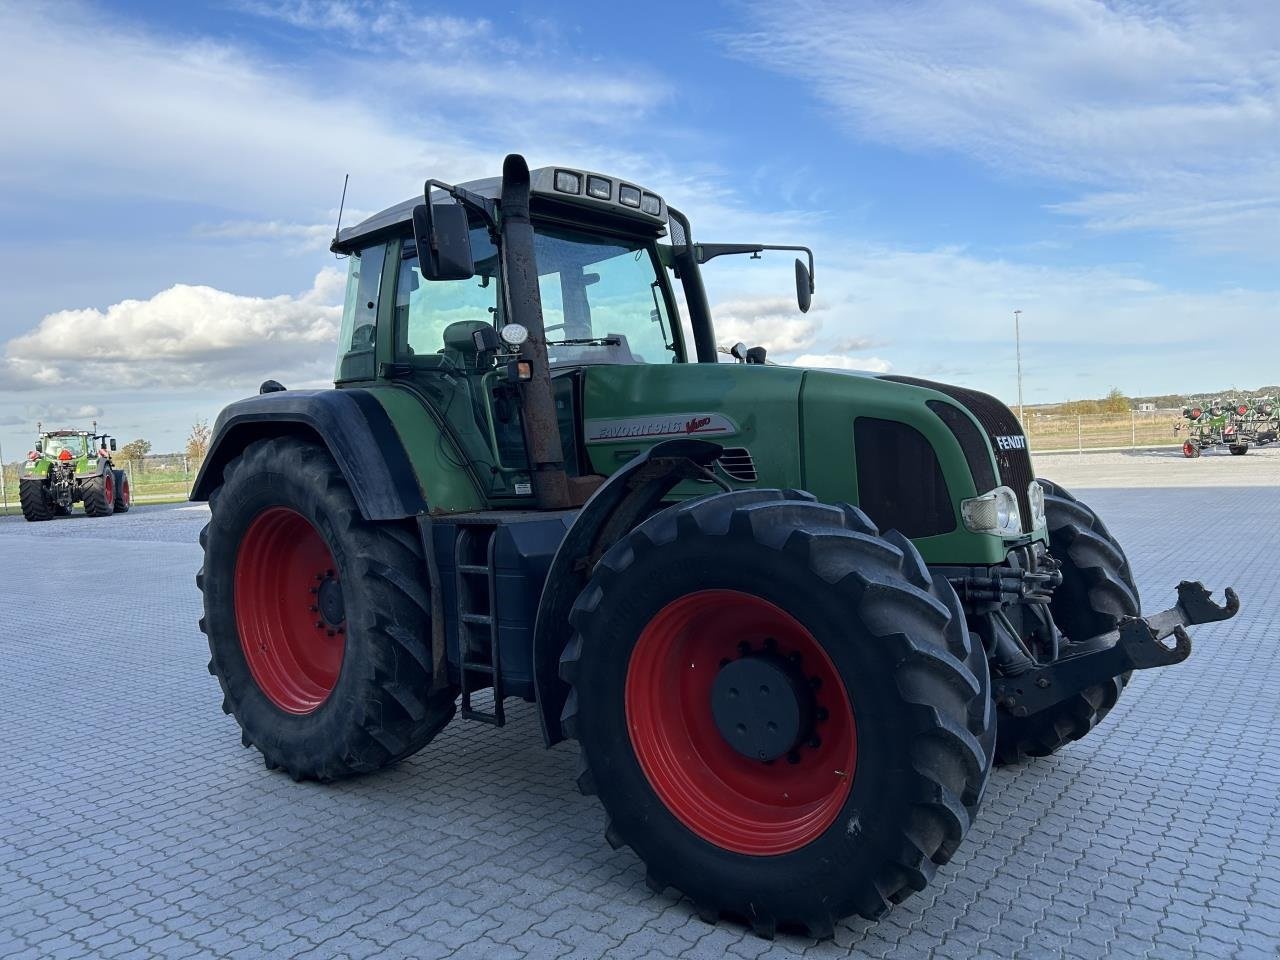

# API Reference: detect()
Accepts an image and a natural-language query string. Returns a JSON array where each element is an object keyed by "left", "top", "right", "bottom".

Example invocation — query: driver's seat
[{"left": 440, "top": 320, "right": 493, "bottom": 372}]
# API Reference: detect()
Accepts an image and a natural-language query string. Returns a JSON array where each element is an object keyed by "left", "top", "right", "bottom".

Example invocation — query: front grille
[
  {"left": 854, "top": 417, "right": 956, "bottom": 538},
  {"left": 716, "top": 447, "right": 758, "bottom": 482},
  {"left": 884, "top": 375, "right": 1033, "bottom": 532}
]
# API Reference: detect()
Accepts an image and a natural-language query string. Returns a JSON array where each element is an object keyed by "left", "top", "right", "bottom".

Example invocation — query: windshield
[
  {"left": 531, "top": 224, "right": 680, "bottom": 365},
  {"left": 42, "top": 435, "right": 86, "bottom": 457}
]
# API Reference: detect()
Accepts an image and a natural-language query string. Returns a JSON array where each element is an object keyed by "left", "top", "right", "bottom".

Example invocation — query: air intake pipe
[{"left": 499, "top": 153, "right": 572, "bottom": 510}]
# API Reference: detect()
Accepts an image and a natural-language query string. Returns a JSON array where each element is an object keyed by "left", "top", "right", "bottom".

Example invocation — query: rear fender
[
  {"left": 531, "top": 438, "right": 723, "bottom": 746},
  {"left": 190, "top": 388, "right": 426, "bottom": 520}
]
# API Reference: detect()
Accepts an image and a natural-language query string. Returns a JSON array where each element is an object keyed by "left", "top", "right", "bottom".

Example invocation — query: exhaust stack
[{"left": 499, "top": 154, "right": 572, "bottom": 510}]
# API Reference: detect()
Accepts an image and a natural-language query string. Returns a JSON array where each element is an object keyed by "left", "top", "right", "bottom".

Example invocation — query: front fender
[
  {"left": 531, "top": 438, "right": 723, "bottom": 746},
  {"left": 190, "top": 388, "right": 426, "bottom": 521}
]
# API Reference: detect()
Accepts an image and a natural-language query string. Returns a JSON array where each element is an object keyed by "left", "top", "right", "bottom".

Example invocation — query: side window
[
  {"left": 395, "top": 229, "right": 499, "bottom": 363},
  {"left": 335, "top": 243, "right": 386, "bottom": 382}
]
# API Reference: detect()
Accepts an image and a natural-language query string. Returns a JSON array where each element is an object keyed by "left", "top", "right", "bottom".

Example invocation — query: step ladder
[{"left": 454, "top": 523, "right": 505, "bottom": 725}]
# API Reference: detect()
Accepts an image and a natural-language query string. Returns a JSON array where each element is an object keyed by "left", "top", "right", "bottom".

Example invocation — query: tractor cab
[{"left": 330, "top": 159, "right": 812, "bottom": 507}]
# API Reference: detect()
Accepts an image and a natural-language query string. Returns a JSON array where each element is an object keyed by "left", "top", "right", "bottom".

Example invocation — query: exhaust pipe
[{"left": 499, "top": 154, "right": 572, "bottom": 510}]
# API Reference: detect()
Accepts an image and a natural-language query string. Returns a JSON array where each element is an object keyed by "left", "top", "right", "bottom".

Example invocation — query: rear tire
[
  {"left": 995, "top": 480, "right": 1140, "bottom": 764},
  {"left": 82, "top": 472, "right": 116, "bottom": 517},
  {"left": 112, "top": 470, "right": 131, "bottom": 511},
  {"left": 561, "top": 490, "right": 994, "bottom": 937},
  {"left": 1182, "top": 440, "right": 1200, "bottom": 458},
  {"left": 198, "top": 437, "right": 457, "bottom": 782},
  {"left": 19, "top": 480, "right": 54, "bottom": 522},
  {"left": 1229, "top": 444, "right": 1248, "bottom": 456}
]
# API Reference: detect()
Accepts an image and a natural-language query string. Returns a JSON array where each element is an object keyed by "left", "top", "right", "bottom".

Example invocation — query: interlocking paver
[{"left": 1, "top": 474, "right": 1277, "bottom": 959}]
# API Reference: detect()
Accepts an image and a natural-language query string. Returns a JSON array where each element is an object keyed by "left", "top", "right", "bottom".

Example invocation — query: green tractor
[
  {"left": 20, "top": 423, "right": 131, "bottom": 521},
  {"left": 193, "top": 155, "right": 1238, "bottom": 938}
]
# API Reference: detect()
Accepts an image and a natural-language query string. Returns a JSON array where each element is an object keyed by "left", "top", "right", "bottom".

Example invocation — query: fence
[
  {"left": 0, "top": 414, "right": 1188, "bottom": 512},
  {"left": 1, "top": 454, "right": 206, "bottom": 513},
  {"left": 1023, "top": 409, "right": 1183, "bottom": 453}
]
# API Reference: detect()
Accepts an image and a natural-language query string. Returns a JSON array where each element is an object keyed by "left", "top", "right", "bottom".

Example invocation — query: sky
[{"left": 1, "top": 0, "right": 1278, "bottom": 456}]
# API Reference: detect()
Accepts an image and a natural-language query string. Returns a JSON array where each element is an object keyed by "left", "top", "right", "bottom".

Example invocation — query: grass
[{"left": 1024, "top": 411, "right": 1183, "bottom": 452}]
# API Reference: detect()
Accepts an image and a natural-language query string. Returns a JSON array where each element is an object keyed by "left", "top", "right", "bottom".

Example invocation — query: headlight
[
  {"left": 553, "top": 170, "right": 582, "bottom": 194},
  {"left": 1027, "top": 480, "right": 1046, "bottom": 528},
  {"left": 960, "top": 485, "right": 1022, "bottom": 536}
]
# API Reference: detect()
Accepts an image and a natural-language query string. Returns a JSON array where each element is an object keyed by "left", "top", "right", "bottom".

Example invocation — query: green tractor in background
[
  {"left": 193, "top": 155, "right": 1238, "bottom": 937},
  {"left": 20, "top": 423, "right": 131, "bottom": 521}
]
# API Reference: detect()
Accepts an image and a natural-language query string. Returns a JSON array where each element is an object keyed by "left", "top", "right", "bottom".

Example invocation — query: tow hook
[{"left": 993, "top": 581, "right": 1239, "bottom": 717}]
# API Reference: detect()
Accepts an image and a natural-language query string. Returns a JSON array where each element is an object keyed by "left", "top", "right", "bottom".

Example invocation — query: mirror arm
[
  {"left": 424, "top": 179, "right": 498, "bottom": 231},
  {"left": 695, "top": 243, "right": 815, "bottom": 292}
]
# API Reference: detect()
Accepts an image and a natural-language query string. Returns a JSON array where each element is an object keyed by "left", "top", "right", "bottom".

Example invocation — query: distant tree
[
  {"left": 186, "top": 418, "right": 211, "bottom": 463},
  {"left": 1102, "top": 387, "right": 1131, "bottom": 413},
  {"left": 119, "top": 438, "right": 152, "bottom": 471}
]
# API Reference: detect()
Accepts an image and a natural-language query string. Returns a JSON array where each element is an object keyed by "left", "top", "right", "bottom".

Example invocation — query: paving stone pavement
[{"left": 1, "top": 490, "right": 1277, "bottom": 960}]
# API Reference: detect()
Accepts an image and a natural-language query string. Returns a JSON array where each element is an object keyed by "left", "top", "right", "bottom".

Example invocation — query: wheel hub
[
  {"left": 711, "top": 648, "right": 816, "bottom": 762},
  {"left": 315, "top": 574, "right": 345, "bottom": 628}
]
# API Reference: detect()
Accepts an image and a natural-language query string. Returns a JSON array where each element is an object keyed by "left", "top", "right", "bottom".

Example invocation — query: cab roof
[{"left": 332, "top": 166, "right": 667, "bottom": 253}]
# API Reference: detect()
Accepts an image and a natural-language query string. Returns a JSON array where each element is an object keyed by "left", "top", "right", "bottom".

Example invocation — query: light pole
[{"left": 1013, "top": 309, "right": 1024, "bottom": 424}]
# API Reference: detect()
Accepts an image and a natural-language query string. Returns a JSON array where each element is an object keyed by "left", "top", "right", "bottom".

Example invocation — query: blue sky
[{"left": 1, "top": 0, "right": 1277, "bottom": 456}]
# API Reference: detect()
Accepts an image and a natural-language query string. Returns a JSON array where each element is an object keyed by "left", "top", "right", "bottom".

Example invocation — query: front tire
[
  {"left": 1229, "top": 444, "right": 1248, "bottom": 456},
  {"left": 561, "top": 490, "right": 994, "bottom": 937},
  {"left": 112, "top": 470, "right": 131, "bottom": 511},
  {"left": 197, "top": 438, "right": 456, "bottom": 781},
  {"left": 995, "top": 480, "right": 1140, "bottom": 764}
]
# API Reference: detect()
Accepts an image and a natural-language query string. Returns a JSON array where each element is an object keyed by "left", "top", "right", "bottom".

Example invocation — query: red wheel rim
[
  {"left": 103, "top": 472, "right": 114, "bottom": 508},
  {"left": 120, "top": 477, "right": 130, "bottom": 506},
  {"left": 625, "top": 589, "right": 856, "bottom": 855},
  {"left": 1183, "top": 441, "right": 1196, "bottom": 458},
  {"left": 234, "top": 507, "right": 345, "bottom": 714}
]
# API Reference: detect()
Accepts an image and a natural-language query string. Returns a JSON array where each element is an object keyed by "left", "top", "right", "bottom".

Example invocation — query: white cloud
[
  {"left": 725, "top": 0, "right": 1280, "bottom": 251},
  {"left": 1, "top": 270, "right": 344, "bottom": 391},
  {"left": 712, "top": 297, "right": 825, "bottom": 354},
  {"left": 0, "top": 2, "right": 670, "bottom": 221},
  {"left": 790, "top": 354, "right": 892, "bottom": 373}
]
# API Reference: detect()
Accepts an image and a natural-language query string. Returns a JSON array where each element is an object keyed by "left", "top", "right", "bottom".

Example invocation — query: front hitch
[{"left": 993, "top": 581, "right": 1239, "bottom": 718}]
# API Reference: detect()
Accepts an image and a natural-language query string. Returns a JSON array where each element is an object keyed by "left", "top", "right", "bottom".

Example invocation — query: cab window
[
  {"left": 335, "top": 243, "right": 386, "bottom": 381},
  {"left": 395, "top": 227, "right": 499, "bottom": 362},
  {"left": 533, "top": 224, "right": 680, "bottom": 366}
]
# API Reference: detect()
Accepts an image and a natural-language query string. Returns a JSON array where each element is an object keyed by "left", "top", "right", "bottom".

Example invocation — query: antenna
[{"left": 332, "top": 174, "right": 350, "bottom": 253}]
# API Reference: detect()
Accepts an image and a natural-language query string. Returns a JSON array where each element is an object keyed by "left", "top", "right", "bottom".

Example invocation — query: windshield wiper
[{"left": 546, "top": 337, "right": 621, "bottom": 347}]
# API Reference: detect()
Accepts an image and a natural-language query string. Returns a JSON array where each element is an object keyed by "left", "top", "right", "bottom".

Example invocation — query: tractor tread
[
  {"left": 19, "top": 479, "right": 55, "bottom": 522},
  {"left": 561, "top": 489, "right": 994, "bottom": 937},
  {"left": 199, "top": 437, "right": 457, "bottom": 783}
]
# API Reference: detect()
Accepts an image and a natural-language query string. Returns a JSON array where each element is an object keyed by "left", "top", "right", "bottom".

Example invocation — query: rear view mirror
[
  {"left": 795, "top": 258, "right": 814, "bottom": 314},
  {"left": 412, "top": 203, "right": 475, "bottom": 281},
  {"left": 109, "top": 439, "right": 117, "bottom": 451},
  {"left": 34, "top": 441, "right": 43, "bottom": 453},
  {"left": 730, "top": 342, "right": 748, "bottom": 362}
]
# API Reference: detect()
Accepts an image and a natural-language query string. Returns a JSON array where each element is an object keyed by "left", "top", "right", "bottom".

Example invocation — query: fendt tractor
[
  {"left": 193, "top": 156, "right": 1239, "bottom": 937},
  {"left": 20, "top": 423, "right": 131, "bottom": 521}
]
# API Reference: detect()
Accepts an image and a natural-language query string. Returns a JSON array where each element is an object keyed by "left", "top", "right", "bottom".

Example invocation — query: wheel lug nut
[
  {"left": 809, "top": 676, "right": 822, "bottom": 690},
  {"left": 314, "top": 621, "right": 324, "bottom": 629},
  {"left": 326, "top": 629, "right": 336, "bottom": 637},
  {"left": 763, "top": 637, "right": 777, "bottom": 651},
  {"left": 737, "top": 641, "right": 751, "bottom": 655},
  {"left": 787, "top": 652, "right": 802, "bottom": 665},
  {"left": 816, "top": 707, "right": 829, "bottom": 722},
  {"left": 309, "top": 606, "right": 318, "bottom": 613},
  {"left": 808, "top": 736, "right": 822, "bottom": 749},
  {"left": 786, "top": 750, "right": 801, "bottom": 765}
]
